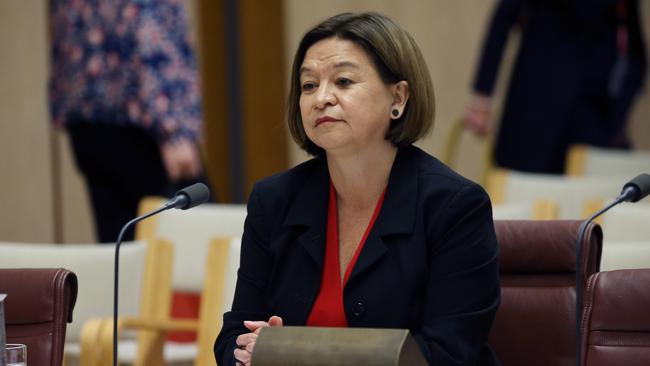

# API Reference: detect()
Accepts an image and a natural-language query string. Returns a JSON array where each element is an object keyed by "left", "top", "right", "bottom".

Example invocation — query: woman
[{"left": 215, "top": 12, "right": 500, "bottom": 365}]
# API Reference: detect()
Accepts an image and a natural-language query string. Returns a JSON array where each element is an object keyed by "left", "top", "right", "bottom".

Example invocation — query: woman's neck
[{"left": 326, "top": 143, "right": 397, "bottom": 210}]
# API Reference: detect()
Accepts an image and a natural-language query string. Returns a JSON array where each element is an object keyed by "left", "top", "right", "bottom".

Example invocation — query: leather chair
[
  {"left": 581, "top": 269, "right": 650, "bottom": 366},
  {"left": 490, "top": 220, "right": 603, "bottom": 366},
  {"left": 0, "top": 268, "right": 78, "bottom": 366}
]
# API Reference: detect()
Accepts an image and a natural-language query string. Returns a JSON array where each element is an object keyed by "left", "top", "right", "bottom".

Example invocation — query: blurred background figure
[
  {"left": 463, "top": 0, "right": 647, "bottom": 174},
  {"left": 49, "top": 0, "right": 210, "bottom": 242}
]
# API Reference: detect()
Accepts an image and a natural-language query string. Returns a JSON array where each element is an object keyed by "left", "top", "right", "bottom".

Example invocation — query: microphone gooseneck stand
[
  {"left": 112, "top": 183, "right": 209, "bottom": 366},
  {"left": 113, "top": 203, "right": 174, "bottom": 366}
]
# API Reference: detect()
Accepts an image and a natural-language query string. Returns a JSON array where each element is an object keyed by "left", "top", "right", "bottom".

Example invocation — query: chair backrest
[
  {"left": 0, "top": 268, "right": 77, "bottom": 366},
  {"left": 136, "top": 198, "right": 247, "bottom": 292},
  {"left": 581, "top": 269, "right": 650, "bottom": 366},
  {"left": 440, "top": 118, "right": 494, "bottom": 185},
  {"left": 487, "top": 169, "right": 631, "bottom": 219},
  {"left": 195, "top": 236, "right": 241, "bottom": 366},
  {"left": 491, "top": 220, "right": 603, "bottom": 366},
  {"left": 0, "top": 241, "right": 159, "bottom": 342},
  {"left": 566, "top": 144, "right": 650, "bottom": 177}
]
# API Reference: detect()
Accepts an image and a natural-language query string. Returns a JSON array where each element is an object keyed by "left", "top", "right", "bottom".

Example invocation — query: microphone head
[
  {"left": 172, "top": 182, "right": 211, "bottom": 209},
  {"left": 621, "top": 173, "right": 650, "bottom": 202}
]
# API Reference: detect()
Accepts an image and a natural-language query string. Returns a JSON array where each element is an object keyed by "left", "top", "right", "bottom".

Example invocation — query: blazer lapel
[
  {"left": 347, "top": 146, "right": 419, "bottom": 283},
  {"left": 282, "top": 158, "right": 330, "bottom": 270}
]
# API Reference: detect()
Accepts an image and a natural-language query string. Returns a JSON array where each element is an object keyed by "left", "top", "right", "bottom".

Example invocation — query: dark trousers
[{"left": 66, "top": 123, "right": 211, "bottom": 243}]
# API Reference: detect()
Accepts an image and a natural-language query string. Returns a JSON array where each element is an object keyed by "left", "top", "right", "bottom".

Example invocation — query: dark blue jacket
[{"left": 214, "top": 145, "right": 501, "bottom": 365}]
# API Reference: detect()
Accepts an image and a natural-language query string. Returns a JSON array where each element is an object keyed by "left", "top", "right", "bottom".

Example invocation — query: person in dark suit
[
  {"left": 463, "top": 0, "right": 647, "bottom": 174},
  {"left": 215, "top": 12, "right": 501, "bottom": 366}
]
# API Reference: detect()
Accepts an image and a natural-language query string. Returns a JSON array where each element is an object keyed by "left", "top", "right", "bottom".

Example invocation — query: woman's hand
[
  {"left": 462, "top": 93, "right": 492, "bottom": 137},
  {"left": 160, "top": 138, "right": 202, "bottom": 181},
  {"left": 234, "top": 315, "right": 283, "bottom": 366}
]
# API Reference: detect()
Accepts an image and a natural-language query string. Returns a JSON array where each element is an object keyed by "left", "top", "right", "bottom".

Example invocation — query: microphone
[
  {"left": 166, "top": 181, "right": 212, "bottom": 210},
  {"left": 113, "top": 183, "right": 210, "bottom": 366},
  {"left": 619, "top": 173, "right": 650, "bottom": 203},
  {"left": 575, "top": 174, "right": 649, "bottom": 366}
]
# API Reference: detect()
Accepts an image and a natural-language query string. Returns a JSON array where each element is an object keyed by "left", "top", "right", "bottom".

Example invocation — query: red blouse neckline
[{"left": 306, "top": 181, "right": 386, "bottom": 327}]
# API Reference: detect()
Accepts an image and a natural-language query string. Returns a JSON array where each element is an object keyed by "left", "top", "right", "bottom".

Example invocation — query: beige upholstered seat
[
  {"left": 486, "top": 169, "right": 633, "bottom": 219},
  {"left": 566, "top": 144, "right": 650, "bottom": 177},
  {"left": 595, "top": 205, "right": 650, "bottom": 271}
]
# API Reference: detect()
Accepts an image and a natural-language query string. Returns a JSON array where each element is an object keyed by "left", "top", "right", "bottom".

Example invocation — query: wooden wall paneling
[
  {"left": 239, "top": 0, "right": 289, "bottom": 198},
  {"left": 198, "top": 0, "right": 232, "bottom": 202}
]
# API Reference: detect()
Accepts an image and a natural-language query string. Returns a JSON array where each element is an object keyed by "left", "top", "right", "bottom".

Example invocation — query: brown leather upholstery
[
  {"left": 490, "top": 220, "right": 602, "bottom": 366},
  {"left": 581, "top": 269, "right": 650, "bottom": 366},
  {"left": 0, "top": 268, "right": 78, "bottom": 366}
]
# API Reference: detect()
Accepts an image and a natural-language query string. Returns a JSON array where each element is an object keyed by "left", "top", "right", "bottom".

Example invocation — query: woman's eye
[
  {"left": 301, "top": 82, "right": 316, "bottom": 92},
  {"left": 336, "top": 78, "right": 352, "bottom": 87}
]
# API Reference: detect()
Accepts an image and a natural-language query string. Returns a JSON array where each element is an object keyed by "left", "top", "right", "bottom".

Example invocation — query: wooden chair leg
[{"left": 80, "top": 318, "right": 105, "bottom": 366}]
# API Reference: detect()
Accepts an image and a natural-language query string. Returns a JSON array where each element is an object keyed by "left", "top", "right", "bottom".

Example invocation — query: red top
[{"left": 306, "top": 181, "right": 386, "bottom": 327}]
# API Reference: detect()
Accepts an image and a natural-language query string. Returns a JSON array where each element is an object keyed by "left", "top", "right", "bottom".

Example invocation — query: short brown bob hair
[{"left": 287, "top": 12, "right": 435, "bottom": 157}]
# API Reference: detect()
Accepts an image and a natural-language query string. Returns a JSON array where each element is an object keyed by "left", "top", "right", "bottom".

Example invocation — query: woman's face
[{"left": 299, "top": 37, "right": 406, "bottom": 156}]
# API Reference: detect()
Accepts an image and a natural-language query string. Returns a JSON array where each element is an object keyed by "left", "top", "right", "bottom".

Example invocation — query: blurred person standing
[
  {"left": 463, "top": 0, "right": 646, "bottom": 174},
  {"left": 49, "top": 0, "right": 208, "bottom": 242}
]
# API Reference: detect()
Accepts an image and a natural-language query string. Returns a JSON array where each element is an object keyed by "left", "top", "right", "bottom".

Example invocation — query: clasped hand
[{"left": 234, "top": 315, "right": 283, "bottom": 366}]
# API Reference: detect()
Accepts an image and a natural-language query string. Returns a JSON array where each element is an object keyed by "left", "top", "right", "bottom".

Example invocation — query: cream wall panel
[
  {"left": 0, "top": 0, "right": 55, "bottom": 242},
  {"left": 0, "top": 0, "right": 94, "bottom": 243},
  {"left": 56, "top": 132, "right": 95, "bottom": 243}
]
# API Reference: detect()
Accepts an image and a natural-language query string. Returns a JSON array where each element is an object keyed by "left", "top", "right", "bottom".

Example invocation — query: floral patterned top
[{"left": 49, "top": 0, "right": 202, "bottom": 143}]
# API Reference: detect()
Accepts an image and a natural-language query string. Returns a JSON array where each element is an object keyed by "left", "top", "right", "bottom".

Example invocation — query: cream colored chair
[
  {"left": 566, "top": 144, "right": 650, "bottom": 177},
  {"left": 104, "top": 236, "right": 242, "bottom": 366},
  {"left": 0, "top": 240, "right": 173, "bottom": 366},
  {"left": 131, "top": 197, "right": 247, "bottom": 365},
  {"left": 599, "top": 205, "right": 650, "bottom": 242},
  {"left": 486, "top": 168, "right": 630, "bottom": 219},
  {"left": 600, "top": 242, "right": 650, "bottom": 271},
  {"left": 491, "top": 201, "right": 558, "bottom": 220},
  {"left": 441, "top": 121, "right": 557, "bottom": 220},
  {"left": 596, "top": 205, "right": 650, "bottom": 271},
  {"left": 441, "top": 118, "right": 494, "bottom": 185}
]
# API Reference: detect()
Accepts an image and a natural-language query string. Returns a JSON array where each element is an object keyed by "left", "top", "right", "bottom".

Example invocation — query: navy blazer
[{"left": 215, "top": 145, "right": 501, "bottom": 365}]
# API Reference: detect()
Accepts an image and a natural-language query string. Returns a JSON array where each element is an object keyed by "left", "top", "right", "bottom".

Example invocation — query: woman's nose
[{"left": 314, "top": 83, "right": 336, "bottom": 109}]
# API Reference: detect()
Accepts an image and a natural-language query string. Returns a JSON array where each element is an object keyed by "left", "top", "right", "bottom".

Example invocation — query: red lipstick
[{"left": 315, "top": 116, "right": 341, "bottom": 126}]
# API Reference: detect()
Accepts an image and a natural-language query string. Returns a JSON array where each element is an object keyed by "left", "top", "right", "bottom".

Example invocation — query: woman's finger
[
  {"left": 236, "top": 332, "right": 258, "bottom": 347},
  {"left": 234, "top": 348, "right": 251, "bottom": 364},
  {"left": 245, "top": 340, "right": 256, "bottom": 353},
  {"left": 244, "top": 320, "right": 269, "bottom": 331},
  {"left": 268, "top": 315, "right": 284, "bottom": 326}
]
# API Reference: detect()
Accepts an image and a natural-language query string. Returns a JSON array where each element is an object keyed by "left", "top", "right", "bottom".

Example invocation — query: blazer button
[{"left": 352, "top": 301, "right": 365, "bottom": 317}]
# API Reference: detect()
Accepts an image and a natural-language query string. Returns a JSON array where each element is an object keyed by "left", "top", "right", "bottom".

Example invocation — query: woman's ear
[{"left": 390, "top": 81, "right": 409, "bottom": 119}]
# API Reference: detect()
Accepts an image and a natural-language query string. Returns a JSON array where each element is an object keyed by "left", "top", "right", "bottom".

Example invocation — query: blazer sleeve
[
  {"left": 415, "top": 183, "right": 500, "bottom": 365},
  {"left": 473, "top": 0, "right": 526, "bottom": 95},
  {"left": 214, "top": 184, "right": 273, "bottom": 365}
]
